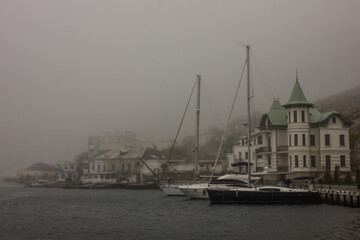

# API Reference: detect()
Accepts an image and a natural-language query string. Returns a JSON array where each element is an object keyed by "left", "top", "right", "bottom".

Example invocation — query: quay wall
[{"left": 317, "top": 189, "right": 360, "bottom": 208}]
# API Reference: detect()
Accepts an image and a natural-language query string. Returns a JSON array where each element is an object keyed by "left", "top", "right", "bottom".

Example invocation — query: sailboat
[
  {"left": 177, "top": 171, "right": 264, "bottom": 199},
  {"left": 205, "top": 46, "right": 321, "bottom": 204},
  {"left": 159, "top": 75, "right": 202, "bottom": 196}
]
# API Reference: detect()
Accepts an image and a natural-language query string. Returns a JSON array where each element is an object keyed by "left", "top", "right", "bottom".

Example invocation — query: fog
[{"left": 1, "top": 0, "right": 359, "bottom": 174}]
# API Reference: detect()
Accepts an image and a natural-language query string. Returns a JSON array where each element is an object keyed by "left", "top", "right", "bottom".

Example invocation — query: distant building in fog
[
  {"left": 58, "top": 161, "right": 80, "bottom": 182},
  {"left": 18, "top": 162, "right": 60, "bottom": 182},
  {"left": 88, "top": 129, "right": 173, "bottom": 157},
  {"left": 82, "top": 147, "right": 167, "bottom": 183}
]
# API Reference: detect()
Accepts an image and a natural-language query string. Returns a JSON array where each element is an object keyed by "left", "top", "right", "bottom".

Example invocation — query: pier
[{"left": 318, "top": 189, "right": 360, "bottom": 208}]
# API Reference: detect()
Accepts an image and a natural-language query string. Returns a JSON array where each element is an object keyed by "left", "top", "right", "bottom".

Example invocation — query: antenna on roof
[{"left": 296, "top": 69, "right": 299, "bottom": 82}]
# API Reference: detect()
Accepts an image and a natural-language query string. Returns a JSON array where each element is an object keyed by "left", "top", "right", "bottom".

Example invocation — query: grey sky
[{"left": 1, "top": 0, "right": 359, "bottom": 174}]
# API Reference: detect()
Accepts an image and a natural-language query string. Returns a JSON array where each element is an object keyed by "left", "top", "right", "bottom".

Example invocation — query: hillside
[
  {"left": 316, "top": 84, "right": 360, "bottom": 136},
  {"left": 316, "top": 84, "right": 360, "bottom": 117}
]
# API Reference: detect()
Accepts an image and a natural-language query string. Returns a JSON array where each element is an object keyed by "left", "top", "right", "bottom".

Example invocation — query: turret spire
[{"left": 283, "top": 73, "right": 313, "bottom": 108}]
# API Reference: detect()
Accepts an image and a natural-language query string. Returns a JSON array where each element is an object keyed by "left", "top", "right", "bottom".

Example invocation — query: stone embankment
[{"left": 315, "top": 185, "right": 360, "bottom": 208}]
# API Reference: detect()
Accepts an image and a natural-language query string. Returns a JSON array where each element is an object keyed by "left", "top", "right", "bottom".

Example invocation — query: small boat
[{"left": 26, "top": 179, "right": 49, "bottom": 187}]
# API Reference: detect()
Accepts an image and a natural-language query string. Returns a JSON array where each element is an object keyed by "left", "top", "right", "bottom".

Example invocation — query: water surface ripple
[{"left": 1, "top": 182, "right": 359, "bottom": 240}]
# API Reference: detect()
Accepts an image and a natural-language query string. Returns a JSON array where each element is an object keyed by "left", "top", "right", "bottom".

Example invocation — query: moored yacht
[
  {"left": 206, "top": 185, "right": 321, "bottom": 204},
  {"left": 205, "top": 46, "right": 321, "bottom": 204},
  {"left": 178, "top": 173, "right": 258, "bottom": 199}
]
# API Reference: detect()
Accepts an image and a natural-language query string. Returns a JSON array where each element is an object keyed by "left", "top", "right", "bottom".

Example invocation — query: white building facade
[{"left": 226, "top": 80, "right": 352, "bottom": 177}]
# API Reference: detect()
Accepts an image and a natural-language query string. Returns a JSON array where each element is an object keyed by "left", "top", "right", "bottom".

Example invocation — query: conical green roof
[
  {"left": 283, "top": 80, "right": 313, "bottom": 108},
  {"left": 267, "top": 99, "right": 287, "bottom": 126}
]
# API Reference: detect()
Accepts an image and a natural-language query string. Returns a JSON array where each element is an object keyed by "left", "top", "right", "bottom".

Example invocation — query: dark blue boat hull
[{"left": 206, "top": 189, "right": 321, "bottom": 204}]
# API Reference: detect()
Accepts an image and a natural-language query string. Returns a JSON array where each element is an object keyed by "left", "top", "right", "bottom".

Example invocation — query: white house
[
  {"left": 226, "top": 79, "right": 352, "bottom": 177},
  {"left": 82, "top": 147, "right": 167, "bottom": 183}
]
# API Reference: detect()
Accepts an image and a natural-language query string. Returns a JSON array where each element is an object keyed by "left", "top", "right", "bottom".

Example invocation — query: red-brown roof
[{"left": 25, "top": 162, "right": 60, "bottom": 172}]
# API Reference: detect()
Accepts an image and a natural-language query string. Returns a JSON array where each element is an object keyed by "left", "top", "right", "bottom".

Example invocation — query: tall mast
[
  {"left": 246, "top": 46, "right": 251, "bottom": 187},
  {"left": 195, "top": 75, "right": 201, "bottom": 178}
]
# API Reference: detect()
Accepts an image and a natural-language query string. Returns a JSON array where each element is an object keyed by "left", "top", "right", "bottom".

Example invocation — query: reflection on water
[{"left": 0, "top": 182, "right": 360, "bottom": 240}]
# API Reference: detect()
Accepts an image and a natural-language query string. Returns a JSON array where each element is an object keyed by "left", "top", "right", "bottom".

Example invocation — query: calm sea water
[{"left": 0, "top": 182, "right": 360, "bottom": 240}]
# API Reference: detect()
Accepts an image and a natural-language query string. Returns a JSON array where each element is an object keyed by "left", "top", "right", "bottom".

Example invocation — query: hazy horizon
[{"left": 1, "top": 0, "right": 360, "bottom": 175}]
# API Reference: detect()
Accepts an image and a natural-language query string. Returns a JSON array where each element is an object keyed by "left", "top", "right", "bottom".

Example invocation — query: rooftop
[
  {"left": 283, "top": 79, "right": 313, "bottom": 108},
  {"left": 25, "top": 162, "right": 60, "bottom": 172}
]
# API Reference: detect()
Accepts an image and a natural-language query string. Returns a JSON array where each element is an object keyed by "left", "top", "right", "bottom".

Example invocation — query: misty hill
[
  {"left": 315, "top": 84, "right": 360, "bottom": 137},
  {"left": 316, "top": 84, "right": 360, "bottom": 117}
]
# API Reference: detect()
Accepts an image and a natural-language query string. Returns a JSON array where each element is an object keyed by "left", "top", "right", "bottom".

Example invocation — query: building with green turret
[{"left": 226, "top": 78, "right": 352, "bottom": 179}]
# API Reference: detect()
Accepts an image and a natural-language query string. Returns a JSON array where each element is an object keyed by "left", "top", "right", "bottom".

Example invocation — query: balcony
[{"left": 256, "top": 147, "right": 272, "bottom": 154}]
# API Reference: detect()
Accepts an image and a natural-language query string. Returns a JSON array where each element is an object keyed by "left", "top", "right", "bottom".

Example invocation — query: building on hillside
[
  {"left": 226, "top": 78, "right": 352, "bottom": 179},
  {"left": 81, "top": 147, "right": 168, "bottom": 183},
  {"left": 88, "top": 130, "right": 138, "bottom": 154},
  {"left": 88, "top": 130, "right": 174, "bottom": 156},
  {"left": 199, "top": 133, "right": 219, "bottom": 146},
  {"left": 18, "top": 162, "right": 60, "bottom": 182}
]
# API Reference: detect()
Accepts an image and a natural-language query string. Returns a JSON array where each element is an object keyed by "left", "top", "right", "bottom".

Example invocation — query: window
[
  {"left": 122, "top": 164, "right": 125, "bottom": 171},
  {"left": 289, "top": 134, "right": 291, "bottom": 146},
  {"left": 103, "top": 165, "right": 106, "bottom": 171},
  {"left": 340, "top": 155, "right": 345, "bottom": 167},
  {"left": 340, "top": 135, "right": 345, "bottom": 146},
  {"left": 289, "top": 155, "right": 292, "bottom": 168},
  {"left": 239, "top": 152, "right": 242, "bottom": 161},
  {"left": 258, "top": 136, "right": 263, "bottom": 145},
  {"left": 325, "top": 134, "right": 330, "bottom": 146},
  {"left": 326, "top": 155, "right": 331, "bottom": 170},
  {"left": 333, "top": 117, "right": 336, "bottom": 123},
  {"left": 294, "top": 134, "right": 298, "bottom": 146},
  {"left": 311, "top": 156, "right": 316, "bottom": 167},
  {"left": 301, "top": 110, "right": 305, "bottom": 122},
  {"left": 267, "top": 157, "right": 271, "bottom": 166},
  {"left": 289, "top": 112, "right": 291, "bottom": 123},
  {"left": 294, "top": 111, "right": 297, "bottom": 123},
  {"left": 245, "top": 152, "right": 248, "bottom": 159},
  {"left": 302, "top": 134, "right": 306, "bottom": 146},
  {"left": 295, "top": 155, "right": 299, "bottom": 167},
  {"left": 310, "top": 135, "right": 315, "bottom": 146},
  {"left": 92, "top": 164, "right": 94, "bottom": 171},
  {"left": 128, "top": 164, "right": 131, "bottom": 171},
  {"left": 303, "top": 155, "right": 307, "bottom": 167},
  {"left": 241, "top": 140, "right": 244, "bottom": 146},
  {"left": 112, "top": 164, "right": 115, "bottom": 171},
  {"left": 97, "top": 164, "right": 100, "bottom": 172},
  {"left": 254, "top": 139, "right": 256, "bottom": 145}
]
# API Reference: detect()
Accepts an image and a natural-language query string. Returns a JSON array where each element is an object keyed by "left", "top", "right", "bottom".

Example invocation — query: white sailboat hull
[
  {"left": 178, "top": 183, "right": 210, "bottom": 199},
  {"left": 159, "top": 184, "right": 185, "bottom": 196},
  {"left": 178, "top": 182, "right": 244, "bottom": 199}
]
